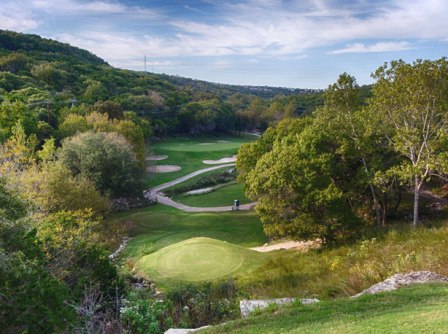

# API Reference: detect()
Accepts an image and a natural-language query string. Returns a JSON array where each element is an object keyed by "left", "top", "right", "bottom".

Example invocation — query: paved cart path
[{"left": 144, "top": 163, "right": 256, "bottom": 212}]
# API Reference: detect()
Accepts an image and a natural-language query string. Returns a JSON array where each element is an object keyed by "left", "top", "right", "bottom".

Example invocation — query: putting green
[{"left": 135, "top": 237, "right": 265, "bottom": 283}]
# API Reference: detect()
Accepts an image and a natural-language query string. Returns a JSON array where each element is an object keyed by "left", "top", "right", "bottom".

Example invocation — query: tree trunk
[
  {"left": 362, "top": 158, "right": 382, "bottom": 228},
  {"left": 381, "top": 193, "right": 388, "bottom": 227},
  {"left": 413, "top": 175, "right": 421, "bottom": 227}
]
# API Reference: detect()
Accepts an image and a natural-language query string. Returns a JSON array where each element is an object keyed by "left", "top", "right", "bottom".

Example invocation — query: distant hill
[
  {"left": 160, "top": 74, "right": 322, "bottom": 99},
  {"left": 0, "top": 29, "right": 326, "bottom": 137}
]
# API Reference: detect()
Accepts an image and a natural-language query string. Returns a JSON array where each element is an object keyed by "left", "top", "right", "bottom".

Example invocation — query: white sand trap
[
  {"left": 147, "top": 165, "right": 181, "bottom": 173},
  {"left": 185, "top": 187, "right": 214, "bottom": 195},
  {"left": 217, "top": 140, "right": 229, "bottom": 143},
  {"left": 146, "top": 155, "right": 168, "bottom": 161},
  {"left": 251, "top": 240, "right": 320, "bottom": 253},
  {"left": 203, "top": 155, "right": 237, "bottom": 165},
  {"left": 199, "top": 143, "right": 213, "bottom": 145}
]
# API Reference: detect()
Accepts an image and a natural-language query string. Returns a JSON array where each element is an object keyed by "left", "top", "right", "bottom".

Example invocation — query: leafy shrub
[{"left": 121, "top": 290, "right": 173, "bottom": 334}]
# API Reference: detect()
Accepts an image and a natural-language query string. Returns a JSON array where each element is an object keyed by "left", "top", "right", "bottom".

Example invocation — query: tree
[
  {"left": 239, "top": 118, "right": 361, "bottom": 244},
  {"left": 369, "top": 58, "right": 448, "bottom": 226},
  {"left": 314, "top": 73, "right": 397, "bottom": 227},
  {"left": 59, "top": 131, "right": 144, "bottom": 196},
  {"left": 0, "top": 52, "right": 28, "bottom": 74},
  {"left": 58, "top": 114, "right": 92, "bottom": 139},
  {"left": 92, "top": 100, "right": 124, "bottom": 119},
  {"left": 243, "top": 124, "right": 360, "bottom": 243},
  {"left": 21, "top": 161, "right": 109, "bottom": 215}
]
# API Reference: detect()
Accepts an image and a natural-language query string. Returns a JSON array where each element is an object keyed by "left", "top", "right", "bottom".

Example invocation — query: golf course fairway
[{"left": 135, "top": 237, "right": 265, "bottom": 283}]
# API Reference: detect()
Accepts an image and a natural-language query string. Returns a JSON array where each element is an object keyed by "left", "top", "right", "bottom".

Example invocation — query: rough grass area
[
  {"left": 147, "top": 135, "right": 254, "bottom": 187},
  {"left": 236, "top": 222, "right": 448, "bottom": 299},
  {"left": 173, "top": 183, "right": 250, "bottom": 207},
  {"left": 200, "top": 283, "right": 448, "bottom": 334},
  {"left": 136, "top": 237, "right": 265, "bottom": 284},
  {"left": 113, "top": 206, "right": 268, "bottom": 287}
]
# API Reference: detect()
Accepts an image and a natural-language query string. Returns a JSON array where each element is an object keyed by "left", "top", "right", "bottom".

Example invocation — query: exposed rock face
[
  {"left": 352, "top": 271, "right": 448, "bottom": 298},
  {"left": 239, "top": 298, "right": 319, "bottom": 317}
]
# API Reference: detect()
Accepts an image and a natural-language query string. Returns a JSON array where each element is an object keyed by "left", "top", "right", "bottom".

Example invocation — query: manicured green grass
[
  {"left": 146, "top": 135, "right": 253, "bottom": 187},
  {"left": 201, "top": 283, "right": 448, "bottom": 334},
  {"left": 173, "top": 183, "right": 250, "bottom": 207},
  {"left": 136, "top": 237, "right": 266, "bottom": 284},
  {"left": 114, "top": 205, "right": 268, "bottom": 286}
]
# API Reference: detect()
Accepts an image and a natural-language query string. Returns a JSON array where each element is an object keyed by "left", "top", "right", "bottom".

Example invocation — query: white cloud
[
  {"left": 1, "top": 0, "right": 448, "bottom": 66},
  {"left": 331, "top": 41, "right": 412, "bottom": 54},
  {"left": 0, "top": 3, "right": 40, "bottom": 31}
]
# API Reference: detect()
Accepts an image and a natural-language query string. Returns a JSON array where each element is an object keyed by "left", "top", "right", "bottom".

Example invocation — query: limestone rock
[
  {"left": 352, "top": 271, "right": 448, "bottom": 298},
  {"left": 239, "top": 298, "right": 319, "bottom": 317}
]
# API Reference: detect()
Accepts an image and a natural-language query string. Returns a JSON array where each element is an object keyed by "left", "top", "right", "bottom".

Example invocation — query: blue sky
[{"left": 1, "top": 0, "right": 447, "bottom": 88}]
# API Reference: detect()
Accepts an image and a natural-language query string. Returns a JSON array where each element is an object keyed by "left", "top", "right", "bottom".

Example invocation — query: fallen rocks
[
  {"left": 352, "top": 271, "right": 448, "bottom": 298},
  {"left": 239, "top": 298, "right": 319, "bottom": 317}
]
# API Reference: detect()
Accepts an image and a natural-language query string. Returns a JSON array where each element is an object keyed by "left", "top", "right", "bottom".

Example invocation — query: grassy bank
[
  {"left": 236, "top": 222, "right": 448, "bottom": 298},
  {"left": 201, "top": 283, "right": 448, "bottom": 334}
]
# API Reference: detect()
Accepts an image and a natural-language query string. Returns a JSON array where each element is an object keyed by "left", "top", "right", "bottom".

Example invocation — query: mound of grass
[
  {"left": 147, "top": 136, "right": 254, "bottom": 187},
  {"left": 201, "top": 283, "right": 448, "bottom": 334},
  {"left": 113, "top": 206, "right": 268, "bottom": 285},
  {"left": 173, "top": 183, "right": 250, "bottom": 207},
  {"left": 135, "top": 237, "right": 265, "bottom": 284}
]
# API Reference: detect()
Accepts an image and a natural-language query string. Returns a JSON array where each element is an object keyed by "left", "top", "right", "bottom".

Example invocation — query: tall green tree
[
  {"left": 59, "top": 131, "right": 144, "bottom": 196},
  {"left": 369, "top": 58, "right": 448, "bottom": 226},
  {"left": 314, "top": 73, "right": 395, "bottom": 227}
]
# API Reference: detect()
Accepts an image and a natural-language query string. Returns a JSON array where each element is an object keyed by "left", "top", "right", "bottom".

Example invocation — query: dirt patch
[
  {"left": 251, "top": 240, "right": 320, "bottom": 252},
  {"left": 147, "top": 165, "right": 181, "bottom": 173},
  {"left": 146, "top": 155, "right": 168, "bottom": 161},
  {"left": 203, "top": 155, "right": 237, "bottom": 164}
]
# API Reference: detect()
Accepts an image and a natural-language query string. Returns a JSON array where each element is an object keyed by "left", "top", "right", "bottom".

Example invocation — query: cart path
[{"left": 144, "top": 163, "right": 256, "bottom": 212}]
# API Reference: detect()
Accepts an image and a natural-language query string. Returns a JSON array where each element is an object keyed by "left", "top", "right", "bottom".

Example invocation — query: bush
[{"left": 121, "top": 281, "right": 239, "bottom": 333}]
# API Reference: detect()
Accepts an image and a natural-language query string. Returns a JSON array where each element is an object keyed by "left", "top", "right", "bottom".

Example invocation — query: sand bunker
[
  {"left": 217, "top": 140, "right": 229, "bottom": 143},
  {"left": 199, "top": 143, "right": 213, "bottom": 145},
  {"left": 147, "top": 165, "right": 181, "bottom": 173},
  {"left": 203, "top": 155, "right": 237, "bottom": 165},
  {"left": 146, "top": 155, "right": 168, "bottom": 161},
  {"left": 185, "top": 187, "right": 214, "bottom": 195},
  {"left": 251, "top": 240, "right": 320, "bottom": 253}
]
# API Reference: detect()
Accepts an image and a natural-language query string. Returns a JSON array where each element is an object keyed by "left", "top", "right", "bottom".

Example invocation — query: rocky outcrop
[
  {"left": 239, "top": 298, "right": 319, "bottom": 317},
  {"left": 352, "top": 271, "right": 448, "bottom": 298}
]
